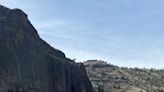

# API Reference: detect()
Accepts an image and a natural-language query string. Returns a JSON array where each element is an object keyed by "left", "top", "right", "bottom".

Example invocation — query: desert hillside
[{"left": 84, "top": 60, "right": 164, "bottom": 92}]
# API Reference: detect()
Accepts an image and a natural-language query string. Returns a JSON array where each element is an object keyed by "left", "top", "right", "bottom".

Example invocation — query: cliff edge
[{"left": 0, "top": 5, "right": 92, "bottom": 92}]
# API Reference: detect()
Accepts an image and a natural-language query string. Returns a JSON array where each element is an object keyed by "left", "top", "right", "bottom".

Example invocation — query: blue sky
[{"left": 1, "top": 0, "right": 164, "bottom": 68}]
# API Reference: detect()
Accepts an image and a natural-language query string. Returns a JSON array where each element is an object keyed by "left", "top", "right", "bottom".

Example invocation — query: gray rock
[{"left": 0, "top": 5, "right": 93, "bottom": 92}]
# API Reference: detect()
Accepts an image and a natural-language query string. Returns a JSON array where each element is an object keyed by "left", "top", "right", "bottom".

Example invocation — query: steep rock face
[{"left": 0, "top": 5, "right": 92, "bottom": 92}]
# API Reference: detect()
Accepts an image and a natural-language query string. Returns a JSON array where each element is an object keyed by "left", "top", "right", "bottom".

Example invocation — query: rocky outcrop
[
  {"left": 84, "top": 60, "right": 164, "bottom": 92},
  {"left": 0, "top": 5, "right": 92, "bottom": 92}
]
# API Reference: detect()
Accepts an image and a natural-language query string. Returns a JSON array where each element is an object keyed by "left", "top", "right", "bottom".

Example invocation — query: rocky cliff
[{"left": 0, "top": 5, "right": 92, "bottom": 92}]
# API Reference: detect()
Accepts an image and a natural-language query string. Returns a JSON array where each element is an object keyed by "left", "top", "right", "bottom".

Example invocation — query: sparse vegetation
[{"left": 84, "top": 60, "right": 164, "bottom": 92}]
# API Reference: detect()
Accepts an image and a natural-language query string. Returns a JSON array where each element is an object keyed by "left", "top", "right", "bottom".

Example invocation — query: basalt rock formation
[{"left": 0, "top": 5, "right": 92, "bottom": 92}]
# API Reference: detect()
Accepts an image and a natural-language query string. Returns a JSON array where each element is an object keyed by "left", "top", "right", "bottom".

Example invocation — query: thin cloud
[
  {"left": 34, "top": 20, "right": 70, "bottom": 30},
  {"left": 1, "top": 0, "right": 164, "bottom": 68}
]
